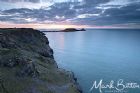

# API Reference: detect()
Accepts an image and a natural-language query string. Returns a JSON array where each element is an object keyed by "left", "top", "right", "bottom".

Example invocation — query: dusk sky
[{"left": 0, "top": 0, "right": 140, "bottom": 29}]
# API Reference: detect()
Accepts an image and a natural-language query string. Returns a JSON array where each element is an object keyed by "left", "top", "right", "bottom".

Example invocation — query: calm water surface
[{"left": 45, "top": 29, "right": 140, "bottom": 93}]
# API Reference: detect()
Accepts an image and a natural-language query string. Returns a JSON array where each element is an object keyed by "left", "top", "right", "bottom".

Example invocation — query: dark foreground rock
[{"left": 0, "top": 28, "right": 82, "bottom": 93}]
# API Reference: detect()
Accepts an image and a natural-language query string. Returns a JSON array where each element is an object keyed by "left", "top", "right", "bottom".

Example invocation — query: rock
[
  {"left": 19, "top": 60, "right": 39, "bottom": 77},
  {"left": 67, "top": 71, "right": 83, "bottom": 93},
  {"left": 0, "top": 28, "right": 82, "bottom": 93}
]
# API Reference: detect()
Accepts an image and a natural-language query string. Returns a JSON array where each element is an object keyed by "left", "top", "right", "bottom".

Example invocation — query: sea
[{"left": 44, "top": 29, "right": 140, "bottom": 93}]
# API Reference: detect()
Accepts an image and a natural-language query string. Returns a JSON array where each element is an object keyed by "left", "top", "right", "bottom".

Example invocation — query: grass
[
  {"left": 0, "top": 48, "right": 80, "bottom": 93},
  {"left": 0, "top": 48, "right": 20, "bottom": 55},
  {"left": 0, "top": 67, "right": 33, "bottom": 93}
]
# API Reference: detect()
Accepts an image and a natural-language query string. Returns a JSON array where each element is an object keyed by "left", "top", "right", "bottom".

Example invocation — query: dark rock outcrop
[{"left": 0, "top": 28, "right": 82, "bottom": 93}]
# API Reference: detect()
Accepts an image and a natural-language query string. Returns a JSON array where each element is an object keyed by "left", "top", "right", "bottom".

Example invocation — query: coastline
[
  {"left": 41, "top": 28, "right": 86, "bottom": 32},
  {"left": 0, "top": 28, "right": 82, "bottom": 93},
  {"left": 41, "top": 30, "right": 85, "bottom": 32}
]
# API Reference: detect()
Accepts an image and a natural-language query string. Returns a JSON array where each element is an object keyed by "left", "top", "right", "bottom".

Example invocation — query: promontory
[{"left": 0, "top": 28, "right": 82, "bottom": 93}]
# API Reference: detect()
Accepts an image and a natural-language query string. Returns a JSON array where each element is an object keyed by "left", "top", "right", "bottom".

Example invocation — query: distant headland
[
  {"left": 42, "top": 28, "right": 86, "bottom": 32},
  {"left": 61, "top": 28, "right": 86, "bottom": 32}
]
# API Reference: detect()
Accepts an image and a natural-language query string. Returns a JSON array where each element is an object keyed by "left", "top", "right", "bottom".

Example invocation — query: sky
[{"left": 0, "top": 0, "right": 140, "bottom": 29}]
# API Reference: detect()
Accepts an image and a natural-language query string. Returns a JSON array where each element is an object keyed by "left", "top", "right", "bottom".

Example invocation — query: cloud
[
  {"left": 0, "top": 0, "right": 140, "bottom": 28},
  {"left": 72, "top": 1, "right": 140, "bottom": 26},
  {"left": 0, "top": 0, "right": 40, "bottom": 3},
  {"left": 83, "top": 0, "right": 110, "bottom": 5},
  {"left": 77, "top": 13, "right": 100, "bottom": 18},
  {"left": 0, "top": 2, "right": 77, "bottom": 24},
  {"left": 94, "top": 3, "right": 140, "bottom": 25}
]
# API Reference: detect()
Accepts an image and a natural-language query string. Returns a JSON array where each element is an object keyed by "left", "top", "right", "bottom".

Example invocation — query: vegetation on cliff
[{"left": 0, "top": 28, "right": 82, "bottom": 93}]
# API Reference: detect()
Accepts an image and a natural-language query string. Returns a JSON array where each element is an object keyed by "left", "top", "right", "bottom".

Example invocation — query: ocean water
[{"left": 45, "top": 29, "right": 140, "bottom": 93}]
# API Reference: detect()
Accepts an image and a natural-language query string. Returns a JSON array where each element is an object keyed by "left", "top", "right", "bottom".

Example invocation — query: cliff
[{"left": 0, "top": 28, "right": 82, "bottom": 93}]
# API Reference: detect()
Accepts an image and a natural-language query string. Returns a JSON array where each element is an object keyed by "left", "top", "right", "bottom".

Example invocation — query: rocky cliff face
[{"left": 0, "top": 28, "right": 82, "bottom": 93}]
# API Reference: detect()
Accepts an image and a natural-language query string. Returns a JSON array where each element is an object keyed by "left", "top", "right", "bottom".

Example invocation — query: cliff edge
[{"left": 0, "top": 28, "right": 82, "bottom": 93}]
